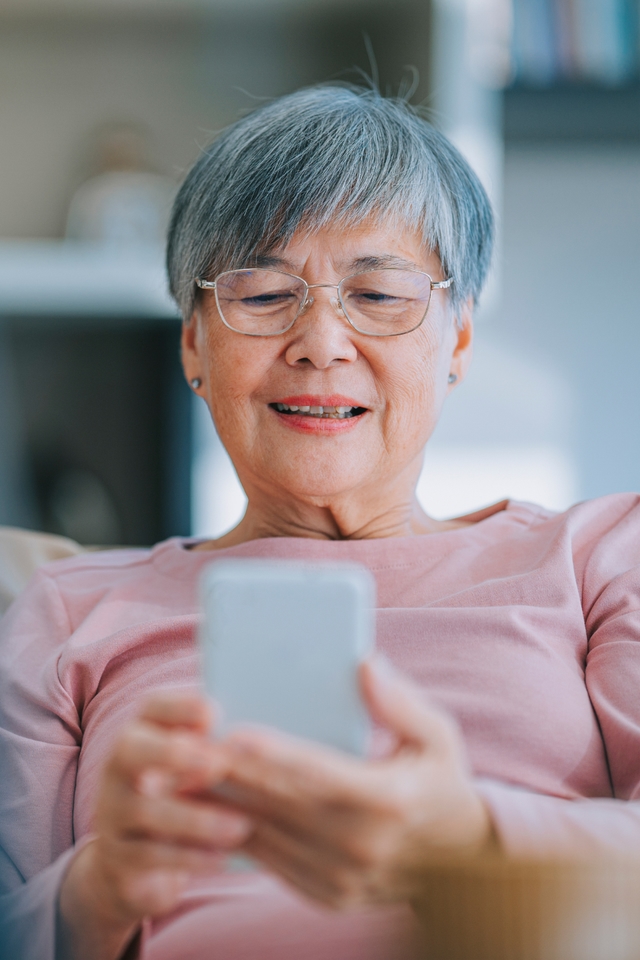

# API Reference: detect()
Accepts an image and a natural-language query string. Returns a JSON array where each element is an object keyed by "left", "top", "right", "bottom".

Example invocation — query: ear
[
  {"left": 447, "top": 298, "right": 473, "bottom": 391},
  {"left": 180, "top": 310, "right": 204, "bottom": 388}
]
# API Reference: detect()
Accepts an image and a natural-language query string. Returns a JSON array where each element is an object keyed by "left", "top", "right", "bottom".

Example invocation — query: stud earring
[
  {"left": 190, "top": 377, "right": 202, "bottom": 390},
  {"left": 448, "top": 373, "right": 458, "bottom": 384}
]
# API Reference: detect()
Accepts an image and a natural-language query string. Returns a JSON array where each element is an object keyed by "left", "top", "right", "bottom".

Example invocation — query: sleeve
[
  {"left": 478, "top": 495, "right": 640, "bottom": 858},
  {"left": 0, "top": 569, "right": 83, "bottom": 960},
  {"left": 581, "top": 497, "right": 640, "bottom": 802},
  {"left": 476, "top": 780, "right": 640, "bottom": 857}
]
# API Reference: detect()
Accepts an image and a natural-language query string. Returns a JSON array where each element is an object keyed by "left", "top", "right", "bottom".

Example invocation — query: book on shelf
[{"left": 512, "top": 0, "right": 639, "bottom": 86}]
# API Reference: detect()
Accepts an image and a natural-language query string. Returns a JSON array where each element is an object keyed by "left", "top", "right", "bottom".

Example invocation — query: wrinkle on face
[{"left": 182, "top": 218, "right": 473, "bottom": 542}]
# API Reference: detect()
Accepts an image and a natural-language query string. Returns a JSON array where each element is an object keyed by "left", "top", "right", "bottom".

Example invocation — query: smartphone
[{"left": 199, "top": 559, "right": 375, "bottom": 755}]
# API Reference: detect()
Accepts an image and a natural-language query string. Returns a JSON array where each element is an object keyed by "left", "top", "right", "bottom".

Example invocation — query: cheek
[
  {"left": 198, "top": 327, "right": 265, "bottom": 458},
  {"left": 202, "top": 322, "right": 271, "bottom": 412},
  {"left": 378, "top": 325, "right": 448, "bottom": 441}
]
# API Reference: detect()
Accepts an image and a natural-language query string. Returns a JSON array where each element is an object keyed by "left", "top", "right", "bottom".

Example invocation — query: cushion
[{"left": 0, "top": 527, "right": 85, "bottom": 616}]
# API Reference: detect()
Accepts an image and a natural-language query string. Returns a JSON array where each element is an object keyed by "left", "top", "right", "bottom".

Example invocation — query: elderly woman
[{"left": 2, "top": 85, "right": 640, "bottom": 960}]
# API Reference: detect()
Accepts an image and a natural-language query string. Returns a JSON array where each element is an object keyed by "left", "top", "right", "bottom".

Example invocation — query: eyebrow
[
  {"left": 252, "top": 253, "right": 421, "bottom": 271},
  {"left": 350, "top": 255, "right": 419, "bottom": 271},
  {"left": 253, "top": 254, "right": 288, "bottom": 268}
]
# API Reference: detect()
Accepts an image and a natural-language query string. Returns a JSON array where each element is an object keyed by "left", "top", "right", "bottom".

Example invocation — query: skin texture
[
  {"left": 183, "top": 219, "right": 474, "bottom": 544},
  {"left": 58, "top": 220, "right": 493, "bottom": 959}
]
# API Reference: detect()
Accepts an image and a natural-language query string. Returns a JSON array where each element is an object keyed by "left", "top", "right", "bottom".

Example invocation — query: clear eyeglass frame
[{"left": 195, "top": 268, "right": 454, "bottom": 338}]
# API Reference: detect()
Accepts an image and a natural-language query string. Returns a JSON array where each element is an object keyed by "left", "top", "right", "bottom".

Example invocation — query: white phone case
[{"left": 199, "top": 559, "right": 375, "bottom": 755}]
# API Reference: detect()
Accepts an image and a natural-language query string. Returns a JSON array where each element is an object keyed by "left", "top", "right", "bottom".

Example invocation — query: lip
[
  {"left": 268, "top": 394, "right": 369, "bottom": 435},
  {"left": 274, "top": 395, "right": 368, "bottom": 408}
]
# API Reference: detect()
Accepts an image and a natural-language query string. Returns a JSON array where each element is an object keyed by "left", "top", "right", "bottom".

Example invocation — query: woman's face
[{"left": 182, "top": 219, "right": 473, "bottom": 514}]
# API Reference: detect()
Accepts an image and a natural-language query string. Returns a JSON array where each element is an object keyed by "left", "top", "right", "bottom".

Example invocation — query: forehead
[{"left": 253, "top": 218, "right": 441, "bottom": 275}]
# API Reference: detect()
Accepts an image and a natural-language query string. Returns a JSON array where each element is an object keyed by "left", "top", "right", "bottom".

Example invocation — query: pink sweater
[{"left": 2, "top": 495, "right": 640, "bottom": 959}]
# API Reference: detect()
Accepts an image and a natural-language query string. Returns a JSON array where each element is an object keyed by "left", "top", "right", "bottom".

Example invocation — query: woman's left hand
[{"left": 221, "top": 660, "right": 494, "bottom": 908}]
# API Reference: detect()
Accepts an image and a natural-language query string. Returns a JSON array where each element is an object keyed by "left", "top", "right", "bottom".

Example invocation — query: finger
[
  {"left": 108, "top": 722, "right": 230, "bottom": 789},
  {"left": 247, "top": 816, "right": 367, "bottom": 873},
  {"left": 97, "top": 853, "right": 193, "bottom": 920},
  {"left": 139, "top": 690, "right": 213, "bottom": 733},
  {"left": 360, "top": 659, "right": 459, "bottom": 751},
  {"left": 245, "top": 825, "right": 368, "bottom": 909},
  {"left": 219, "top": 744, "right": 405, "bottom": 845},
  {"left": 110, "top": 783, "right": 252, "bottom": 850},
  {"left": 104, "top": 836, "right": 228, "bottom": 874},
  {"left": 223, "top": 729, "right": 376, "bottom": 822}
]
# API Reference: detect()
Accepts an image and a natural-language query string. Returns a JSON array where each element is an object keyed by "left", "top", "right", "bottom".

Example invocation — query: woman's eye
[
  {"left": 242, "top": 293, "right": 296, "bottom": 306},
  {"left": 352, "top": 291, "right": 403, "bottom": 304}
]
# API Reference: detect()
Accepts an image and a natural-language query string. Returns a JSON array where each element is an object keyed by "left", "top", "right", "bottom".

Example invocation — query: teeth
[{"left": 274, "top": 403, "right": 358, "bottom": 419}]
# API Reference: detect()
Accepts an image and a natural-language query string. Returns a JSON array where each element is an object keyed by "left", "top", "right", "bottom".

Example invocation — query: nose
[
  {"left": 284, "top": 290, "right": 358, "bottom": 369},
  {"left": 298, "top": 292, "right": 346, "bottom": 317}
]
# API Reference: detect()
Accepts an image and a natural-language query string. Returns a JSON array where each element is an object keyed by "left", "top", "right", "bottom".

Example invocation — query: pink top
[{"left": 2, "top": 494, "right": 640, "bottom": 959}]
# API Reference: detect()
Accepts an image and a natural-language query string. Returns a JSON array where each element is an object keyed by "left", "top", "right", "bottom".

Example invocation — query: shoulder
[
  {"left": 501, "top": 493, "right": 640, "bottom": 540},
  {"left": 30, "top": 545, "right": 154, "bottom": 608},
  {"left": 547, "top": 492, "right": 640, "bottom": 547},
  {"left": 510, "top": 494, "right": 640, "bottom": 600},
  {"left": 1, "top": 537, "right": 194, "bottom": 637},
  {"left": 35, "top": 535, "right": 195, "bottom": 588},
  {"left": 40, "top": 543, "right": 154, "bottom": 581},
  {"left": 461, "top": 494, "right": 640, "bottom": 573},
  {"left": 563, "top": 493, "right": 640, "bottom": 584}
]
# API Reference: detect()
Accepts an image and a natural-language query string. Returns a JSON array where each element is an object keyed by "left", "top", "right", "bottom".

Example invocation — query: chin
[{"left": 268, "top": 462, "right": 373, "bottom": 503}]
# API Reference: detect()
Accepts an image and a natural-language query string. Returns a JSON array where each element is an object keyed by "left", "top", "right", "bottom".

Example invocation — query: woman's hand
[
  {"left": 223, "top": 661, "right": 494, "bottom": 909},
  {"left": 57, "top": 692, "right": 253, "bottom": 960}
]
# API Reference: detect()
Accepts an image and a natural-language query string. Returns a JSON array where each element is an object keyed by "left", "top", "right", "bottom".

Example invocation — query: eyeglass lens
[{"left": 213, "top": 268, "right": 433, "bottom": 336}]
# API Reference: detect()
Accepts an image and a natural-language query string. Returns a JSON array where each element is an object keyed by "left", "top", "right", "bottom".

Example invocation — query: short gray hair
[{"left": 167, "top": 84, "right": 494, "bottom": 320}]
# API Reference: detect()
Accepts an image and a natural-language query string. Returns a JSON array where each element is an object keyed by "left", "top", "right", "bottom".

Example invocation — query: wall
[
  {"left": 0, "top": 2, "right": 431, "bottom": 239},
  {"left": 0, "top": 14, "right": 297, "bottom": 238},
  {"left": 0, "top": 0, "right": 435, "bottom": 539},
  {"left": 496, "top": 142, "right": 640, "bottom": 501}
]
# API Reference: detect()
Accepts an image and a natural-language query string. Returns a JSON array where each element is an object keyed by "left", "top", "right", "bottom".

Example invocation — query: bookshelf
[
  {"left": 506, "top": 0, "right": 640, "bottom": 142},
  {"left": 497, "top": 8, "right": 640, "bottom": 506},
  {"left": 504, "top": 81, "right": 640, "bottom": 142},
  {"left": 511, "top": 0, "right": 638, "bottom": 88},
  {"left": 0, "top": 243, "right": 191, "bottom": 545}
]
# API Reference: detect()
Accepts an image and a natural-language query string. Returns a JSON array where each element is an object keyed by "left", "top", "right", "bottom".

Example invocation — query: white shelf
[{"left": 0, "top": 241, "right": 179, "bottom": 320}]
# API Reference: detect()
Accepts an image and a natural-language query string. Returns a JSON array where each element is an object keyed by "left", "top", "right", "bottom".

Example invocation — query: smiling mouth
[{"left": 269, "top": 403, "right": 367, "bottom": 420}]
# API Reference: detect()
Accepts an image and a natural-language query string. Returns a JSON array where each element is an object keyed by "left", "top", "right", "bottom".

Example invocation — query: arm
[
  {"left": 218, "top": 661, "right": 495, "bottom": 908},
  {"left": 57, "top": 692, "right": 252, "bottom": 960},
  {"left": 213, "top": 501, "right": 640, "bottom": 900},
  {"left": 0, "top": 570, "right": 81, "bottom": 960},
  {"left": 0, "top": 573, "right": 251, "bottom": 960},
  {"left": 473, "top": 498, "right": 640, "bottom": 858},
  {"left": 475, "top": 515, "right": 640, "bottom": 858},
  {"left": 217, "top": 652, "right": 640, "bottom": 908},
  {"left": 477, "top": 781, "right": 640, "bottom": 857}
]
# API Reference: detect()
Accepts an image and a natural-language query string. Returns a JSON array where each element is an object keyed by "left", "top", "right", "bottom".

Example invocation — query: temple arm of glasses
[
  {"left": 196, "top": 279, "right": 216, "bottom": 289},
  {"left": 431, "top": 278, "right": 454, "bottom": 289}
]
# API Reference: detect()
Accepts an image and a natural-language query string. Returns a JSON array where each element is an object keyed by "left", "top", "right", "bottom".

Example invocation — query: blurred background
[{"left": 0, "top": 0, "right": 638, "bottom": 544}]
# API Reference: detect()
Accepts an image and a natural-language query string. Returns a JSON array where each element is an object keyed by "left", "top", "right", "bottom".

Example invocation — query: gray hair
[{"left": 167, "top": 84, "right": 494, "bottom": 320}]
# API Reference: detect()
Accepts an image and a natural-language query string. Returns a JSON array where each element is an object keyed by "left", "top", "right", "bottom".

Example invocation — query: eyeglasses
[{"left": 195, "top": 268, "right": 453, "bottom": 337}]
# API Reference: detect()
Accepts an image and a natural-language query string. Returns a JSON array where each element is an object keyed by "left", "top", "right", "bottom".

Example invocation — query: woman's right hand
[{"left": 57, "top": 691, "right": 253, "bottom": 960}]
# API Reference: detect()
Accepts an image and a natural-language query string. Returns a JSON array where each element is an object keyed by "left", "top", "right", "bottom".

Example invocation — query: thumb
[{"left": 360, "top": 658, "right": 458, "bottom": 751}]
